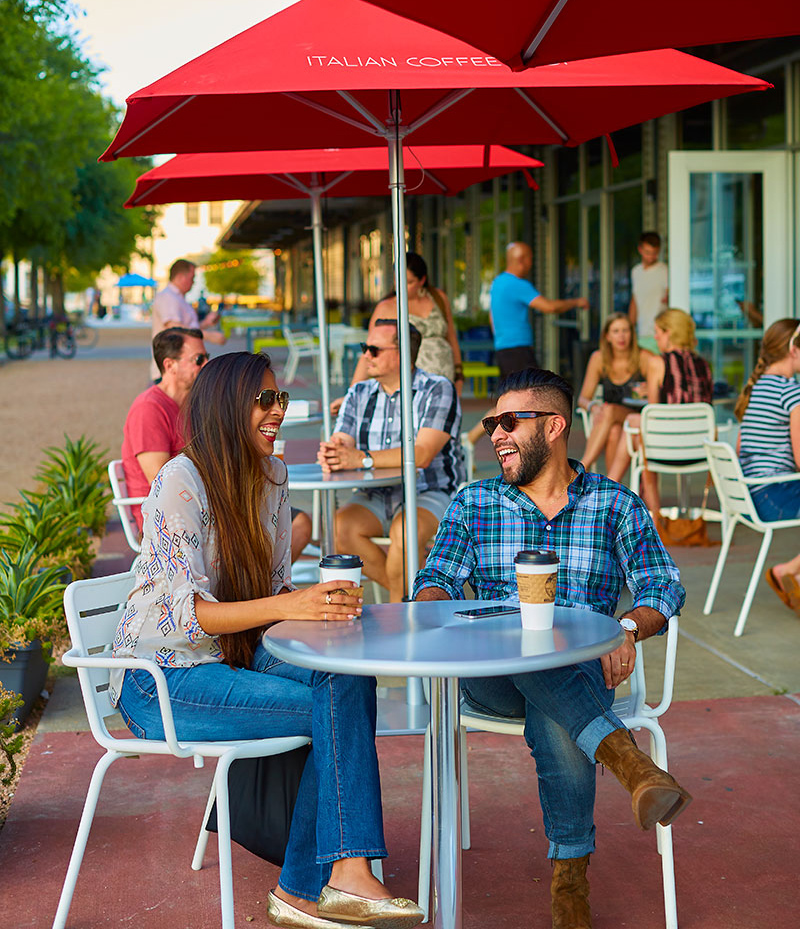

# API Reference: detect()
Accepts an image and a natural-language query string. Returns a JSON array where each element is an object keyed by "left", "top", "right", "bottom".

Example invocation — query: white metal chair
[
  {"left": 282, "top": 326, "right": 319, "bottom": 384},
  {"left": 703, "top": 440, "right": 800, "bottom": 636},
  {"left": 107, "top": 459, "right": 145, "bottom": 555},
  {"left": 623, "top": 403, "right": 716, "bottom": 502},
  {"left": 53, "top": 572, "right": 310, "bottom": 929},
  {"left": 418, "top": 618, "right": 681, "bottom": 927},
  {"left": 460, "top": 431, "right": 475, "bottom": 484}
]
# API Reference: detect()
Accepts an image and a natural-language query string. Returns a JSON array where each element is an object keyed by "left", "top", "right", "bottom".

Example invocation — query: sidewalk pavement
[{"left": 3, "top": 349, "right": 799, "bottom": 927}]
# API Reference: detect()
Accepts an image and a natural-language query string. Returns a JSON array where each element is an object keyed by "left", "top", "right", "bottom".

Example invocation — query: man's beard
[{"left": 501, "top": 425, "right": 551, "bottom": 486}]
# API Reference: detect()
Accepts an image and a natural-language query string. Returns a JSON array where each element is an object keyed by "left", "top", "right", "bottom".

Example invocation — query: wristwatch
[
  {"left": 619, "top": 616, "right": 639, "bottom": 641},
  {"left": 361, "top": 452, "right": 374, "bottom": 470}
]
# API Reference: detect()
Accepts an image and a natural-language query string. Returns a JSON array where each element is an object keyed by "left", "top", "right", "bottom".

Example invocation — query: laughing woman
[{"left": 109, "top": 352, "right": 423, "bottom": 929}]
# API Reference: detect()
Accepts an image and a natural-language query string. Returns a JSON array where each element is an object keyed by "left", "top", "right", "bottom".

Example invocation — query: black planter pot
[{"left": 0, "top": 640, "right": 50, "bottom": 725}]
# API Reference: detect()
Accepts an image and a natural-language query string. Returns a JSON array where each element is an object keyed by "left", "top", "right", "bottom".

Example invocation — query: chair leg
[
  {"left": 703, "top": 516, "right": 738, "bottom": 615},
  {"left": 418, "top": 726, "right": 432, "bottom": 923},
  {"left": 459, "top": 726, "right": 470, "bottom": 851},
  {"left": 214, "top": 755, "right": 237, "bottom": 929},
  {"left": 192, "top": 776, "right": 218, "bottom": 870},
  {"left": 284, "top": 350, "right": 299, "bottom": 384},
  {"left": 656, "top": 823, "right": 679, "bottom": 929},
  {"left": 734, "top": 529, "right": 773, "bottom": 637},
  {"left": 630, "top": 461, "right": 642, "bottom": 496},
  {"left": 52, "top": 751, "right": 119, "bottom": 929}
]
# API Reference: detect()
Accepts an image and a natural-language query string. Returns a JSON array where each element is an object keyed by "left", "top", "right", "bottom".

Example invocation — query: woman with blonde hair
[
  {"left": 735, "top": 318, "right": 800, "bottom": 610},
  {"left": 608, "top": 308, "right": 712, "bottom": 515},
  {"left": 577, "top": 312, "right": 654, "bottom": 470},
  {"left": 110, "top": 352, "right": 424, "bottom": 929}
]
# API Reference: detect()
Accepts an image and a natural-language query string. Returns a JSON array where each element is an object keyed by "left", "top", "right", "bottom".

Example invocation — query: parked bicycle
[
  {"left": 70, "top": 312, "right": 100, "bottom": 349},
  {"left": 4, "top": 315, "right": 76, "bottom": 359}
]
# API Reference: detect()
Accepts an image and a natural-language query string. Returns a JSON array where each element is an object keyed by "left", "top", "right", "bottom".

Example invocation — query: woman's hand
[{"left": 275, "top": 580, "right": 363, "bottom": 622}]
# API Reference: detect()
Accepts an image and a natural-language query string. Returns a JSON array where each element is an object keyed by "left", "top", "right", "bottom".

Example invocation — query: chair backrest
[
  {"left": 639, "top": 402, "right": 716, "bottom": 462},
  {"left": 703, "top": 439, "right": 760, "bottom": 522},
  {"left": 282, "top": 326, "right": 316, "bottom": 350},
  {"left": 63, "top": 572, "right": 136, "bottom": 725},
  {"left": 108, "top": 459, "right": 144, "bottom": 554}
]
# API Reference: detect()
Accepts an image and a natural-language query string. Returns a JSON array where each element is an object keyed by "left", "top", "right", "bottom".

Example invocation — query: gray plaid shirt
[{"left": 334, "top": 368, "right": 465, "bottom": 511}]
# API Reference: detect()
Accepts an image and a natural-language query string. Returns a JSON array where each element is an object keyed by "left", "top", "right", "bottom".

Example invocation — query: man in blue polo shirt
[{"left": 491, "top": 242, "right": 589, "bottom": 378}]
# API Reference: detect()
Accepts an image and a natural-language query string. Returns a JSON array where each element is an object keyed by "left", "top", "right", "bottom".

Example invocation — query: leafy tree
[{"left": 203, "top": 249, "right": 262, "bottom": 296}]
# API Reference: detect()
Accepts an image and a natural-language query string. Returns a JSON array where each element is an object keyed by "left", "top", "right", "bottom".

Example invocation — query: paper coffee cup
[
  {"left": 515, "top": 550, "right": 559, "bottom": 630},
  {"left": 319, "top": 553, "right": 363, "bottom": 588},
  {"left": 273, "top": 439, "right": 286, "bottom": 460}
]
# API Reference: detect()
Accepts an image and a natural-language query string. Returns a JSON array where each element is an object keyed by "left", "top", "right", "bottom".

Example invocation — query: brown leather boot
[
  {"left": 595, "top": 728, "right": 692, "bottom": 831},
  {"left": 551, "top": 854, "right": 591, "bottom": 929}
]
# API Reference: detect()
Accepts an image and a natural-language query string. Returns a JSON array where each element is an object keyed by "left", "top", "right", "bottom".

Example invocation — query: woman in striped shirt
[{"left": 735, "top": 318, "right": 800, "bottom": 610}]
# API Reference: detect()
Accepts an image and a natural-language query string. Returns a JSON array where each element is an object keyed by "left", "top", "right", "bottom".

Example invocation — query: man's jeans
[
  {"left": 117, "top": 642, "right": 387, "bottom": 901},
  {"left": 461, "top": 658, "right": 625, "bottom": 860}
]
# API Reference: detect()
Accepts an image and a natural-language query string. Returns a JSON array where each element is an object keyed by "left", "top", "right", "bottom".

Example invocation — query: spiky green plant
[
  {"left": 36, "top": 435, "right": 111, "bottom": 537},
  {"left": 0, "top": 493, "right": 92, "bottom": 579},
  {"left": 0, "top": 547, "right": 67, "bottom": 659}
]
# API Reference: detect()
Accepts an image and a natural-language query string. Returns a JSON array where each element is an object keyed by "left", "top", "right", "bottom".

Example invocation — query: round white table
[
  {"left": 286, "top": 463, "right": 402, "bottom": 555},
  {"left": 264, "top": 599, "right": 624, "bottom": 929}
]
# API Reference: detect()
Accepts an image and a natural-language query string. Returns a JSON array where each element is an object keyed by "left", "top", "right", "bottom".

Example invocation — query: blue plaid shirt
[
  {"left": 334, "top": 368, "right": 464, "bottom": 511},
  {"left": 413, "top": 462, "right": 684, "bottom": 621}
]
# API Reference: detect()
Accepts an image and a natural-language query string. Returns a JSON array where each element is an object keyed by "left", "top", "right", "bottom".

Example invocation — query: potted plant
[
  {"left": 0, "top": 546, "right": 68, "bottom": 725},
  {"left": 36, "top": 435, "right": 111, "bottom": 539}
]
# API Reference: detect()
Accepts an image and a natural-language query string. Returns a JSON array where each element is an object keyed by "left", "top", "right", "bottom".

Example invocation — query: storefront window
[
  {"left": 586, "top": 139, "right": 604, "bottom": 190},
  {"left": 726, "top": 66, "right": 786, "bottom": 149},
  {"left": 680, "top": 102, "right": 713, "bottom": 150},
  {"left": 612, "top": 186, "right": 643, "bottom": 315},
  {"left": 609, "top": 124, "right": 642, "bottom": 183},
  {"left": 558, "top": 148, "right": 580, "bottom": 197}
]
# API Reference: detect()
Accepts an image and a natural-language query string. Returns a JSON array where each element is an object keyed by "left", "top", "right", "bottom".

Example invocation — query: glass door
[{"left": 668, "top": 151, "right": 792, "bottom": 393}]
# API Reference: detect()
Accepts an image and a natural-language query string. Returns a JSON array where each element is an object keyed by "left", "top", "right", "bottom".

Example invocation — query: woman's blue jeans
[
  {"left": 461, "top": 657, "right": 624, "bottom": 860},
  {"left": 117, "top": 642, "right": 387, "bottom": 901}
]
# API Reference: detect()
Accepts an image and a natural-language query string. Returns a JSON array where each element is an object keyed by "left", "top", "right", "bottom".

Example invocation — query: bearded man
[{"left": 413, "top": 367, "right": 691, "bottom": 929}]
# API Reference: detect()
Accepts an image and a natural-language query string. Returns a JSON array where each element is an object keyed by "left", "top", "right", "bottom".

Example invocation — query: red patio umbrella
[
  {"left": 126, "top": 144, "right": 542, "bottom": 451},
  {"left": 362, "top": 0, "right": 800, "bottom": 69},
  {"left": 100, "top": 0, "right": 769, "bottom": 641}
]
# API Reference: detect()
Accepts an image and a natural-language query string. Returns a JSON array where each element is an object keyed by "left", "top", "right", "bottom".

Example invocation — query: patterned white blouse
[{"left": 109, "top": 454, "right": 293, "bottom": 704}]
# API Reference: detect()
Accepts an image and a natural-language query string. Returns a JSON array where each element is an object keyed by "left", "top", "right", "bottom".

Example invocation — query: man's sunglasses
[
  {"left": 481, "top": 410, "right": 557, "bottom": 437},
  {"left": 192, "top": 352, "right": 210, "bottom": 366},
  {"left": 255, "top": 389, "right": 290, "bottom": 411},
  {"left": 360, "top": 342, "right": 397, "bottom": 358}
]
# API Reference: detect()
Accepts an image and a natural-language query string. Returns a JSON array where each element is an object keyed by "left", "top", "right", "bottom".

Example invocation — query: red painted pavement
[{"left": 2, "top": 694, "right": 798, "bottom": 928}]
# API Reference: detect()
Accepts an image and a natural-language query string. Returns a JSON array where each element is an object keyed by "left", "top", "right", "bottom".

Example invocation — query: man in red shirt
[{"left": 122, "top": 327, "right": 208, "bottom": 530}]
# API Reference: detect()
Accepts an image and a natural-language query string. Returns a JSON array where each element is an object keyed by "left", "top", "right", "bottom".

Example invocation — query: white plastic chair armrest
[
  {"left": 622, "top": 420, "right": 640, "bottom": 456},
  {"left": 61, "top": 650, "right": 195, "bottom": 759},
  {"left": 638, "top": 616, "right": 678, "bottom": 719},
  {"left": 742, "top": 472, "right": 800, "bottom": 487},
  {"left": 112, "top": 495, "right": 147, "bottom": 507}
]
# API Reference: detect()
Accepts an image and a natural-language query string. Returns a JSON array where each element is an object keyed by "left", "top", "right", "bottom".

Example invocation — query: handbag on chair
[{"left": 206, "top": 744, "right": 311, "bottom": 865}]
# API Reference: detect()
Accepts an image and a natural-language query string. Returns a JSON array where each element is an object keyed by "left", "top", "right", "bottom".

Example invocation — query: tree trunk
[
  {"left": 30, "top": 258, "right": 39, "bottom": 319},
  {"left": 12, "top": 249, "right": 21, "bottom": 320},
  {"left": 52, "top": 270, "right": 65, "bottom": 315}
]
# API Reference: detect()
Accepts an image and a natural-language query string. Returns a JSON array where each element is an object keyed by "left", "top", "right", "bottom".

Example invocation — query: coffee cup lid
[
  {"left": 319, "top": 554, "right": 363, "bottom": 569},
  {"left": 514, "top": 550, "right": 559, "bottom": 565}
]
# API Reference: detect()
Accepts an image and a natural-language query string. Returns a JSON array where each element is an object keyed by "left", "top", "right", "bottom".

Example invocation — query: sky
[{"left": 72, "top": 0, "right": 297, "bottom": 107}]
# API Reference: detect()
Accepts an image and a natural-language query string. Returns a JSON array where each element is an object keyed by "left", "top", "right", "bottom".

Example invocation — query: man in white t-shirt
[
  {"left": 149, "top": 258, "right": 226, "bottom": 380},
  {"left": 629, "top": 232, "right": 668, "bottom": 352}
]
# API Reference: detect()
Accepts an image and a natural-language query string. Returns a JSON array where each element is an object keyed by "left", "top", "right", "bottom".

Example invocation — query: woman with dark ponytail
[
  {"left": 736, "top": 319, "right": 800, "bottom": 610},
  {"left": 109, "top": 352, "right": 423, "bottom": 929}
]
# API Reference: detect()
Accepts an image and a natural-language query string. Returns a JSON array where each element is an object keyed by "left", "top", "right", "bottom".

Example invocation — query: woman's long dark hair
[{"left": 184, "top": 352, "right": 279, "bottom": 668}]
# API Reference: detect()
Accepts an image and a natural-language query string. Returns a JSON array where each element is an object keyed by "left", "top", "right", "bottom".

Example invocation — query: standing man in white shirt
[
  {"left": 629, "top": 232, "right": 668, "bottom": 353},
  {"left": 150, "top": 258, "right": 227, "bottom": 380}
]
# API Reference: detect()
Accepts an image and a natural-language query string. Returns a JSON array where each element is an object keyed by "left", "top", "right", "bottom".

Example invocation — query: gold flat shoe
[
  {"left": 317, "top": 886, "right": 424, "bottom": 929},
  {"left": 267, "top": 891, "right": 355, "bottom": 929}
]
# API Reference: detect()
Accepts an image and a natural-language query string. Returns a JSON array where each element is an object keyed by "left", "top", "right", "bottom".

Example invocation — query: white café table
[
  {"left": 286, "top": 463, "right": 402, "bottom": 557},
  {"left": 264, "top": 599, "right": 624, "bottom": 929}
]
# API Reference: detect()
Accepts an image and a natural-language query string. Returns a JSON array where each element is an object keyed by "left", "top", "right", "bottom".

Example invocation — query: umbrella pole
[
  {"left": 387, "top": 131, "right": 419, "bottom": 599},
  {"left": 310, "top": 187, "right": 336, "bottom": 554},
  {"left": 387, "top": 115, "right": 425, "bottom": 711}
]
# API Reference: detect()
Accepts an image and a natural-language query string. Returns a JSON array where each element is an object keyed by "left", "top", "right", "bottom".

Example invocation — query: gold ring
[
  {"left": 621, "top": 662, "right": 629, "bottom": 666},
  {"left": 325, "top": 592, "right": 332, "bottom": 605}
]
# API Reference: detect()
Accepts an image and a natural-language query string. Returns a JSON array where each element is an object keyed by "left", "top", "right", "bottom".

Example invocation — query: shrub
[
  {"left": 36, "top": 435, "right": 111, "bottom": 537},
  {"left": 0, "top": 546, "right": 68, "bottom": 660}
]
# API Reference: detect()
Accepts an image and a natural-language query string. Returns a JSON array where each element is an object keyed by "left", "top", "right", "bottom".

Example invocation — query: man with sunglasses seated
[
  {"left": 122, "top": 327, "right": 208, "bottom": 533},
  {"left": 318, "top": 319, "right": 464, "bottom": 601},
  {"left": 414, "top": 367, "right": 690, "bottom": 929}
]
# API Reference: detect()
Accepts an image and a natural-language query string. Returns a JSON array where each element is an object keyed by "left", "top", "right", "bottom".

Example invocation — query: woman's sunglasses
[
  {"left": 481, "top": 410, "right": 557, "bottom": 437},
  {"left": 255, "top": 389, "right": 290, "bottom": 411},
  {"left": 360, "top": 342, "right": 397, "bottom": 358}
]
